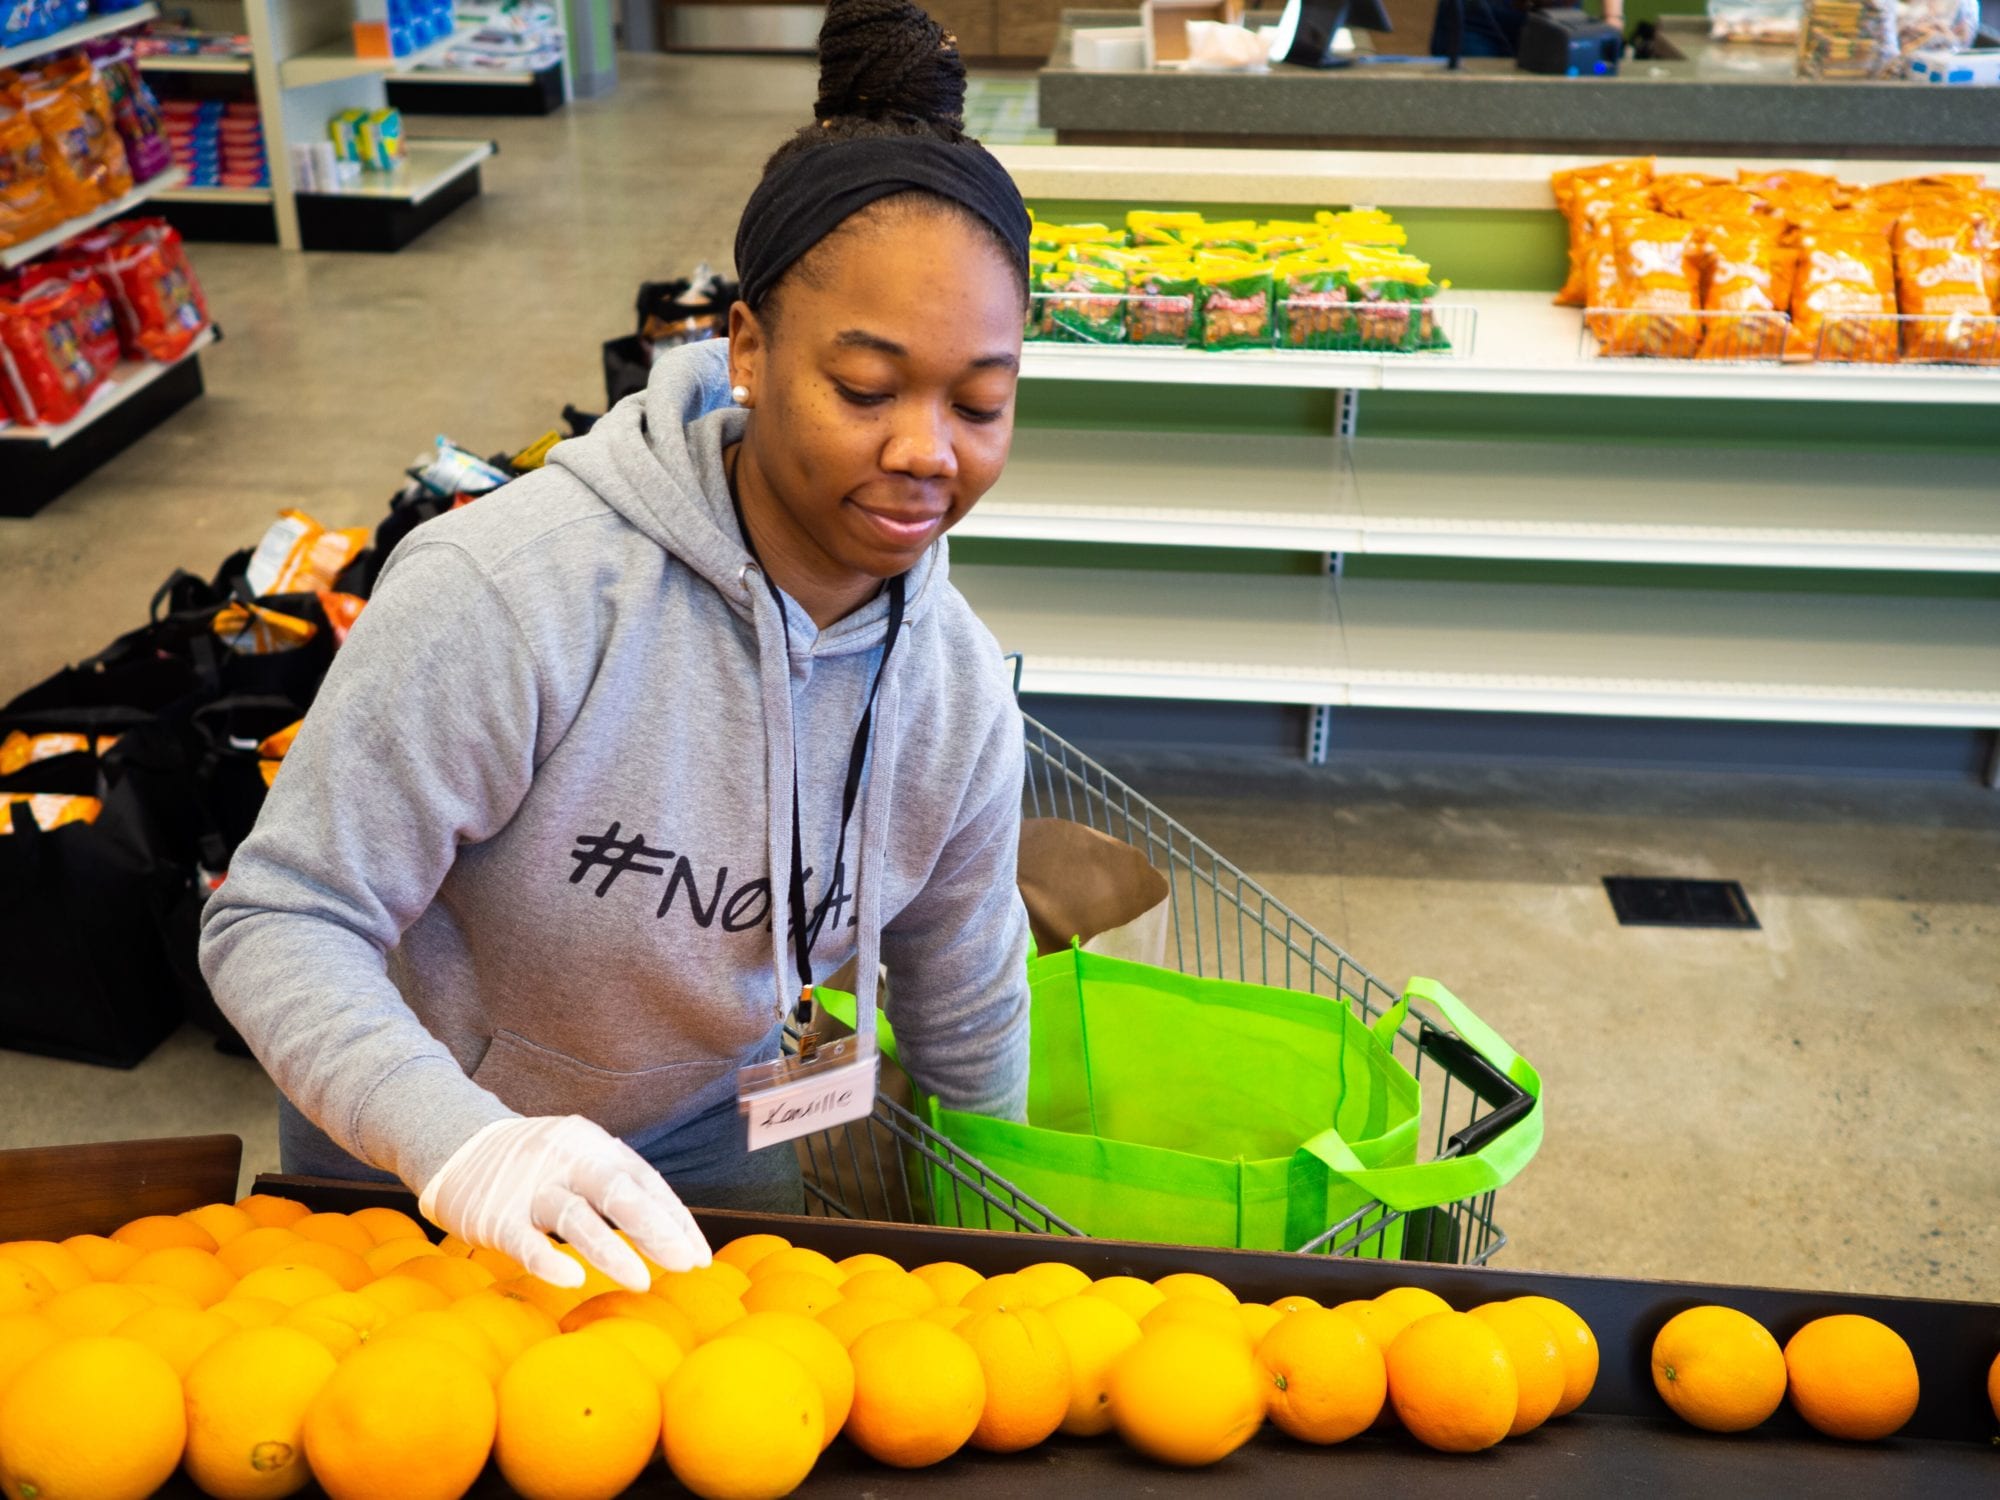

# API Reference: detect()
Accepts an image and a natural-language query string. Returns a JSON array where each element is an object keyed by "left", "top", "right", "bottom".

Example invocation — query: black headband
[{"left": 734, "top": 134, "right": 1030, "bottom": 312}]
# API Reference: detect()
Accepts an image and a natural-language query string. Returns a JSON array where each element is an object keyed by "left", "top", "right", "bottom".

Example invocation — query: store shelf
[
  {"left": 1019, "top": 291, "right": 2000, "bottom": 405},
  {"left": 953, "top": 564, "right": 2000, "bottom": 728},
  {"left": 0, "top": 2, "right": 157, "bottom": 69},
  {"left": 296, "top": 138, "right": 491, "bottom": 203},
  {"left": 279, "top": 32, "right": 454, "bottom": 88},
  {"left": 155, "top": 184, "right": 275, "bottom": 205},
  {"left": 968, "top": 431, "right": 2000, "bottom": 571},
  {"left": 135, "top": 53, "right": 254, "bottom": 74},
  {"left": 0, "top": 327, "right": 217, "bottom": 447},
  {"left": 0, "top": 167, "right": 188, "bottom": 270}
]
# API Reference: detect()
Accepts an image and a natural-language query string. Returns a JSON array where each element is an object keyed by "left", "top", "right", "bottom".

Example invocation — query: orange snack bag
[
  {"left": 1697, "top": 223, "right": 1788, "bottom": 360},
  {"left": 212, "top": 601, "right": 318, "bottom": 656},
  {"left": 0, "top": 103, "right": 63, "bottom": 249},
  {"left": 22, "top": 83, "right": 122, "bottom": 219},
  {"left": 1552, "top": 158, "right": 1654, "bottom": 306},
  {"left": 244, "top": 510, "right": 370, "bottom": 597},
  {"left": 1600, "top": 214, "right": 1703, "bottom": 358},
  {"left": 1791, "top": 227, "right": 1898, "bottom": 363},
  {"left": 1894, "top": 209, "right": 1996, "bottom": 364},
  {"left": 1649, "top": 173, "right": 1730, "bottom": 214},
  {"left": 0, "top": 731, "right": 90, "bottom": 774},
  {"left": 315, "top": 589, "right": 366, "bottom": 645},
  {"left": 46, "top": 57, "right": 132, "bottom": 204},
  {"left": 0, "top": 793, "right": 102, "bottom": 835}
]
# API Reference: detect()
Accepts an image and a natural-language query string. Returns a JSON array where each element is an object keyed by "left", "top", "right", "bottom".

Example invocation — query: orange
[
  {"left": 183, "top": 1326, "right": 338, "bottom": 1500},
  {"left": 962, "top": 1271, "right": 1059, "bottom": 1313},
  {"left": 742, "top": 1270, "right": 842, "bottom": 1320},
  {"left": 1511, "top": 1296, "right": 1599, "bottom": 1416},
  {"left": 113, "top": 1214, "right": 218, "bottom": 1254},
  {"left": 845, "top": 1318, "right": 984, "bottom": 1468},
  {"left": 1238, "top": 1303, "right": 1284, "bottom": 1347},
  {"left": 662, "top": 1337, "right": 823, "bottom": 1499},
  {"left": 912, "top": 1261, "right": 984, "bottom": 1308},
  {"left": 497, "top": 1333, "right": 660, "bottom": 1500},
  {"left": 1471, "top": 1302, "right": 1566, "bottom": 1436},
  {"left": 818, "top": 1297, "right": 915, "bottom": 1349},
  {"left": 841, "top": 1267, "right": 937, "bottom": 1314},
  {"left": 836, "top": 1252, "right": 904, "bottom": 1280},
  {"left": 211, "top": 1298, "right": 288, "bottom": 1331},
  {"left": 236, "top": 1196, "right": 312, "bottom": 1230},
  {"left": 496, "top": 1272, "right": 592, "bottom": 1324},
  {"left": 271, "top": 1241, "right": 370, "bottom": 1293},
  {"left": 219, "top": 1228, "right": 307, "bottom": 1278},
  {"left": 1651, "top": 1306, "right": 1786, "bottom": 1433},
  {"left": 281, "top": 1292, "right": 391, "bottom": 1360},
  {"left": 41, "top": 1281, "right": 151, "bottom": 1336},
  {"left": 1256, "top": 1307, "right": 1385, "bottom": 1444},
  {"left": 960, "top": 1306, "right": 1071, "bottom": 1452},
  {"left": 572, "top": 1316, "right": 685, "bottom": 1389},
  {"left": 121, "top": 1246, "right": 237, "bottom": 1308},
  {"left": 60, "top": 1234, "right": 143, "bottom": 1281},
  {"left": 749, "top": 1246, "right": 844, "bottom": 1286},
  {"left": 1271, "top": 1293, "right": 1322, "bottom": 1316},
  {"left": 347, "top": 1207, "right": 427, "bottom": 1246},
  {"left": 131, "top": 1284, "right": 202, "bottom": 1310},
  {"left": 230, "top": 1264, "right": 344, "bottom": 1310},
  {"left": 560, "top": 1290, "right": 698, "bottom": 1351},
  {"left": 1377, "top": 1285, "right": 1452, "bottom": 1323},
  {"left": 0, "top": 1242, "right": 89, "bottom": 1294},
  {"left": 303, "top": 1337, "right": 497, "bottom": 1500},
  {"left": 1386, "top": 1311, "right": 1518, "bottom": 1453},
  {"left": 731, "top": 1311, "right": 854, "bottom": 1446},
  {"left": 1153, "top": 1272, "right": 1238, "bottom": 1306},
  {"left": 453, "top": 1288, "right": 561, "bottom": 1366},
  {"left": 711, "top": 1234, "right": 788, "bottom": 1276},
  {"left": 438, "top": 1233, "right": 477, "bottom": 1258},
  {"left": 1143, "top": 1294, "right": 1251, "bottom": 1349},
  {"left": 0, "top": 1336, "right": 185, "bottom": 1500},
  {"left": 1042, "top": 1293, "right": 1143, "bottom": 1437},
  {"left": 925, "top": 1305, "right": 973, "bottom": 1331},
  {"left": 180, "top": 1204, "right": 257, "bottom": 1248},
  {"left": 1018, "top": 1261, "right": 1093, "bottom": 1300},
  {"left": 113, "top": 1303, "right": 231, "bottom": 1375},
  {"left": 1783, "top": 1315, "right": 1919, "bottom": 1441},
  {"left": 391, "top": 1256, "right": 496, "bottom": 1302},
  {"left": 372, "top": 1310, "right": 504, "bottom": 1385},
  {"left": 652, "top": 1273, "right": 746, "bottom": 1341},
  {"left": 692, "top": 1260, "right": 753, "bottom": 1300},
  {"left": 545, "top": 1245, "right": 623, "bottom": 1301},
  {"left": 1348, "top": 1295, "right": 1437, "bottom": 1354},
  {"left": 362, "top": 1272, "right": 452, "bottom": 1320},
  {"left": 1089, "top": 1275, "right": 1166, "bottom": 1322},
  {"left": 0, "top": 1260, "right": 53, "bottom": 1316},
  {"left": 357, "top": 1240, "right": 433, "bottom": 1278},
  {"left": 469, "top": 1245, "right": 529, "bottom": 1281},
  {"left": 0, "top": 1313, "right": 61, "bottom": 1402},
  {"left": 1108, "top": 1323, "right": 1265, "bottom": 1466}
]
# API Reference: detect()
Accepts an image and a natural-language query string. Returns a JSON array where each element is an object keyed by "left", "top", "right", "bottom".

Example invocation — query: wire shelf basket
[
  {"left": 1579, "top": 305, "right": 2000, "bottom": 371},
  {"left": 795, "top": 712, "right": 1513, "bottom": 1266}
]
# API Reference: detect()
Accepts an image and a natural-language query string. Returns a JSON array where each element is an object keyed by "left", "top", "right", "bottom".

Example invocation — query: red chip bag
[
  {"left": 0, "top": 279, "right": 112, "bottom": 425},
  {"left": 101, "top": 218, "right": 207, "bottom": 361},
  {"left": 14, "top": 258, "right": 119, "bottom": 372},
  {"left": 0, "top": 102, "right": 62, "bottom": 250}
]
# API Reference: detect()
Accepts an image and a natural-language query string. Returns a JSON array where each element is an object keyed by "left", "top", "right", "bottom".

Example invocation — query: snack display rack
[
  {"left": 0, "top": 0, "right": 157, "bottom": 67},
  {"left": 980, "top": 147, "right": 2000, "bottom": 782},
  {"left": 0, "top": 165, "right": 188, "bottom": 270}
]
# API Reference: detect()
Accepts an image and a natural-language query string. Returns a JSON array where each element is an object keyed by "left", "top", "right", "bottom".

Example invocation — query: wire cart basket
[{"left": 796, "top": 712, "right": 1531, "bottom": 1267}]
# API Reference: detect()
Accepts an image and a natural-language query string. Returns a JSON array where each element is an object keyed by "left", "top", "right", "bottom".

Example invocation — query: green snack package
[
  {"left": 1126, "top": 263, "right": 1200, "bottom": 346},
  {"left": 1275, "top": 258, "right": 1352, "bottom": 350},
  {"left": 1196, "top": 256, "right": 1274, "bottom": 351},
  {"left": 1044, "top": 261, "right": 1128, "bottom": 344}
]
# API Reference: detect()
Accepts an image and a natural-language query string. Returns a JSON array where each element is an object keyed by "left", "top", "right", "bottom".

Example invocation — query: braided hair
[{"left": 751, "top": 0, "right": 1026, "bottom": 315}]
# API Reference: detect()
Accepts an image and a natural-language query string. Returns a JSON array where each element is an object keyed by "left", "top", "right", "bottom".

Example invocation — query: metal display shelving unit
[{"left": 984, "top": 149, "right": 2000, "bottom": 783}]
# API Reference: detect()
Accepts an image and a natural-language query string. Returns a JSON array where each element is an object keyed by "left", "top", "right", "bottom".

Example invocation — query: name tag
[{"left": 738, "top": 1035, "right": 879, "bottom": 1151}]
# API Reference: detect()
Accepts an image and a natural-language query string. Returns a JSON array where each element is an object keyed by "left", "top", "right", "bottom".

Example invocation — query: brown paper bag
[{"left": 1017, "top": 817, "right": 1170, "bottom": 967}]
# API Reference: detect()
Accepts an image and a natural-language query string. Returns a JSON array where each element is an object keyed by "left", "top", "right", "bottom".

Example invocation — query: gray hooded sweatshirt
[{"left": 198, "top": 339, "right": 1031, "bottom": 1193}]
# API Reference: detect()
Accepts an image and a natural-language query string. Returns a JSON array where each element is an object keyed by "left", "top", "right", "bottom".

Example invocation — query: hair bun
[{"left": 814, "top": 0, "right": 967, "bottom": 133}]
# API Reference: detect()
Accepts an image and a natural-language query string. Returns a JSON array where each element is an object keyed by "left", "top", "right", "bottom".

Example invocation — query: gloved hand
[{"left": 418, "top": 1114, "right": 711, "bottom": 1293}]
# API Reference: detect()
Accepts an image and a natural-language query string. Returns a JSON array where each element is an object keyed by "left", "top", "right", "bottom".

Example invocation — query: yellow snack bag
[
  {"left": 245, "top": 509, "right": 370, "bottom": 597},
  {"left": 212, "top": 602, "right": 318, "bottom": 656}
]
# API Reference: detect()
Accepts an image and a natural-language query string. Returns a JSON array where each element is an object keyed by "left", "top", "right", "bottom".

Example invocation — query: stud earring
[{"left": 731, "top": 384, "right": 751, "bottom": 405}]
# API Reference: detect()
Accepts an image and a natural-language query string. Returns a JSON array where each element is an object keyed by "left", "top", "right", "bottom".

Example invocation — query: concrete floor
[{"left": 4, "top": 54, "right": 1997, "bottom": 1304}]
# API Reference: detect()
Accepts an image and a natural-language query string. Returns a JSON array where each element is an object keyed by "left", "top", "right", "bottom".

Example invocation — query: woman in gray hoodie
[{"left": 198, "top": 0, "right": 1033, "bottom": 1291}]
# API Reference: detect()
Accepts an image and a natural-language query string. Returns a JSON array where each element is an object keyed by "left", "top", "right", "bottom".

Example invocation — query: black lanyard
[{"left": 728, "top": 455, "right": 906, "bottom": 1042}]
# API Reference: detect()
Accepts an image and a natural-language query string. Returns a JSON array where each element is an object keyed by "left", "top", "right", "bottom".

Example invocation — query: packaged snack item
[
  {"left": 257, "top": 719, "right": 303, "bottom": 760},
  {"left": 244, "top": 508, "right": 372, "bottom": 596},
  {"left": 1798, "top": 0, "right": 1897, "bottom": 77},
  {"left": 1649, "top": 172, "right": 1730, "bottom": 213},
  {"left": 100, "top": 217, "right": 207, "bottom": 360},
  {"left": 1126, "top": 209, "right": 1204, "bottom": 248},
  {"left": 0, "top": 731, "right": 89, "bottom": 774},
  {"left": 1600, "top": 213, "right": 1704, "bottom": 358},
  {"left": 357, "top": 106, "right": 402, "bottom": 171},
  {"left": 314, "top": 589, "right": 366, "bottom": 644},
  {"left": 408, "top": 436, "right": 512, "bottom": 498},
  {"left": 1895, "top": 0, "right": 1976, "bottom": 68},
  {"left": 1893, "top": 209, "right": 1995, "bottom": 363},
  {"left": 0, "top": 793, "right": 102, "bottom": 835},
  {"left": 1125, "top": 259, "right": 1199, "bottom": 345},
  {"left": 1697, "top": 221, "right": 1788, "bottom": 359},
  {"left": 212, "top": 600, "right": 318, "bottom": 655},
  {"left": 88, "top": 45, "right": 173, "bottom": 183},
  {"left": 0, "top": 279, "right": 111, "bottom": 425},
  {"left": 1195, "top": 220, "right": 1259, "bottom": 254},
  {"left": 1044, "top": 260, "right": 1126, "bottom": 344},
  {"left": 1790, "top": 226, "right": 1897, "bottom": 361},
  {"left": 1552, "top": 158, "right": 1655, "bottom": 306},
  {"left": 1274, "top": 257, "right": 1349, "bottom": 349},
  {"left": 1737, "top": 167, "right": 1843, "bottom": 218},
  {"left": 44, "top": 54, "right": 134, "bottom": 198},
  {"left": 0, "top": 102, "right": 62, "bottom": 249},
  {"left": 1343, "top": 245, "right": 1451, "bottom": 352},
  {"left": 1195, "top": 254, "right": 1273, "bottom": 350},
  {"left": 1316, "top": 208, "right": 1408, "bottom": 246}
]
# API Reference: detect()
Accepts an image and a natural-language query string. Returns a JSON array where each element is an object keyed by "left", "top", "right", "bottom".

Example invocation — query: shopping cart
[{"left": 797, "top": 712, "right": 1533, "bottom": 1266}]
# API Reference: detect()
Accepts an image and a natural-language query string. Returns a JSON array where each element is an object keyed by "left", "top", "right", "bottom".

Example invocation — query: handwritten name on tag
[{"left": 740, "top": 1047, "right": 879, "bottom": 1151}]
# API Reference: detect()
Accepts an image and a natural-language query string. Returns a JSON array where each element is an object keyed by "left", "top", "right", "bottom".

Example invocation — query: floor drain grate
[{"left": 1603, "top": 877, "right": 1759, "bottom": 930}]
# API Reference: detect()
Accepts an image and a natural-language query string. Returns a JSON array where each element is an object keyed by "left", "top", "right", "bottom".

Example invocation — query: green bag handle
[{"left": 1290, "top": 977, "right": 1543, "bottom": 1219}]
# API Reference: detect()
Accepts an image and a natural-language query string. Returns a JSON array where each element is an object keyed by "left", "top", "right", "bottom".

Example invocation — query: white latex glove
[{"left": 418, "top": 1115, "right": 711, "bottom": 1292}]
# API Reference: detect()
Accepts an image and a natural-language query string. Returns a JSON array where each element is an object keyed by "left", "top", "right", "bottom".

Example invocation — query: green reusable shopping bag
[{"left": 825, "top": 946, "right": 1540, "bottom": 1254}]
